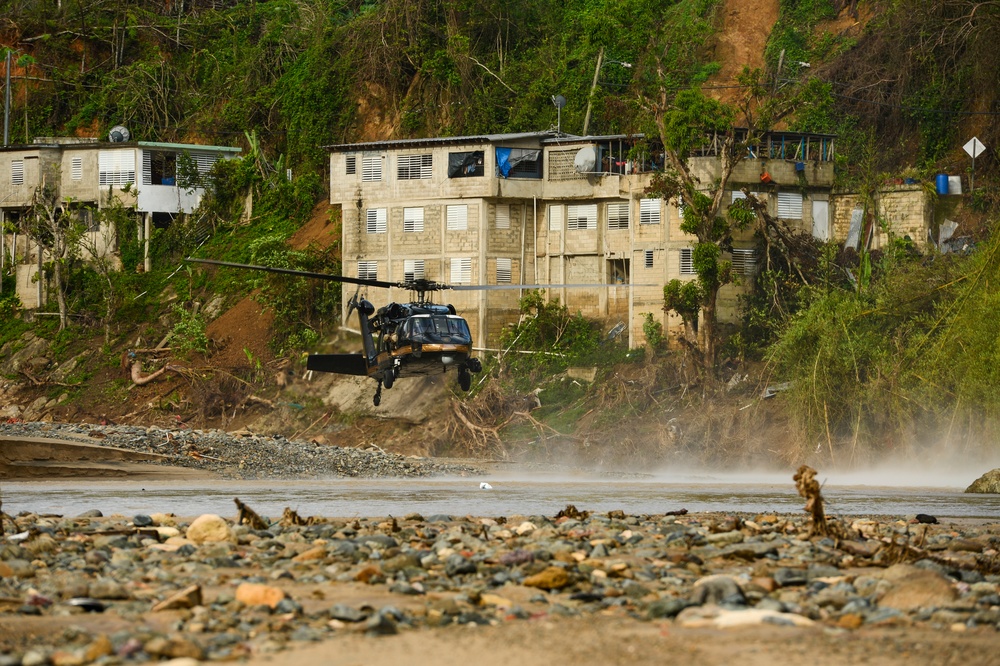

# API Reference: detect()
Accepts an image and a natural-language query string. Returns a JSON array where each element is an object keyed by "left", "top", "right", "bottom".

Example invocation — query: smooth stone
[
  {"left": 186, "top": 514, "right": 234, "bottom": 544},
  {"left": 235, "top": 582, "right": 286, "bottom": 609},
  {"left": 523, "top": 566, "right": 570, "bottom": 590}
]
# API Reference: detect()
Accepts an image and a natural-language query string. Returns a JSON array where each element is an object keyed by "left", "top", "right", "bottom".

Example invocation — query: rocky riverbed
[
  {"left": 0, "top": 421, "right": 483, "bottom": 479},
  {"left": 1, "top": 503, "right": 998, "bottom": 666}
]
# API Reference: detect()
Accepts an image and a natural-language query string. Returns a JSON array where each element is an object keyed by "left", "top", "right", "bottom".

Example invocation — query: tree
[
  {"left": 643, "top": 67, "right": 793, "bottom": 370},
  {"left": 23, "top": 168, "right": 86, "bottom": 330}
]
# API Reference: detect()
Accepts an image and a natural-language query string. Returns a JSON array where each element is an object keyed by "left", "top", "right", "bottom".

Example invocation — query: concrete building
[
  {"left": 327, "top": 129, "right": 846, "bottom": 349},
  {"left": 0, "top": 137, "right": 240, "bottom": 307}
]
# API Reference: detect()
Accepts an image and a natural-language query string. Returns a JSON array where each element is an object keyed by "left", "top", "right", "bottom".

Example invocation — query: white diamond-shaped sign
[{"left": 964, "top": 137, "right": 986, "bottom": 159}]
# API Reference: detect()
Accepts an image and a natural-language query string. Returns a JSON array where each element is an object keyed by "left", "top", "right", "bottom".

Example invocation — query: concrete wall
[{"left": 830, "top": 185, "right": 932, "bottom": 250}]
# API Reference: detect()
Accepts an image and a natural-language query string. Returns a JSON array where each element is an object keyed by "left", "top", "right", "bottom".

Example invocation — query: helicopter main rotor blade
[
  {"left": 186, "top": 258, "right": 398, "bottom": 289},
  {"left": 448, "top": 283, "right": 656, "bottom": 291}
]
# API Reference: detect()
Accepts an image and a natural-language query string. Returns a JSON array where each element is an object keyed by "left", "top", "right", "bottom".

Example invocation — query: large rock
[
  {"left": 235, "top": 582, "right": 286, "bottom": 609},
  {"left": 966, "top": 468, "right": 1000, "bottom": 494},
  {"left": 185, "top": 514, "right": 233, "bottom": 544},
  {"left": 877, "top": 564, "right": 957, "bottom": 610},
  {"left": 523, "top": 566, "right": 570, "bottom": 590}
]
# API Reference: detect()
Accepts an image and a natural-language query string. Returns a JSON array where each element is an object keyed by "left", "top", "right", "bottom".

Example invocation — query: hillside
[{"left": 1, "top": 0, "right": 1000, "bottom": 472}]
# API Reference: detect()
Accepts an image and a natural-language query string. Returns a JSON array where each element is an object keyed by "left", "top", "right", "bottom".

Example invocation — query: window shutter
[
  {"left": 548, "top": 204, "right": 563, "bottom": 231},
  {"left": 397, "top": 154, "right": 433, "bottom": 180},
  {"left": 644, "top": 250, "right": 654, "bottom": 269},
  {"left": 366, "top": 208, "right": 387, "bottom": 233},
  {"left": 362, "top": 154, "right": 382, "bottom": 182},
  {"left": 447, "top": 204, "right": 468, "bottom": 231},
  {"left": 141, "top": 151, "right": 152, "bottom": 185},
  {"left": 345, "top": 155, "right": 357, "bottom": 175},
  {"left": 450, "top": 257, "right": 472, "bottom": 284},
  {"left": 731, "top": 190, "right": 747, "bottom": 202},
  {"left": 403, "top": 207, "right": 424, "bottom": 233},
  {"left": 777, "top": 191, "right": 803, "bottom": 219},
  {"left": 71, "top": 157, "right": 83, "bottom": 181},
  {"left": 403, "top": 259, "right": 425, "bottom": 281},
  {"left": 731, "top": 248, "right": 757, "bottom": 275},
  {"left": 11, "top": 160, "right": 23, "bottom": 185},
  {"left": 358, "top": 261, "right": 378, "bottom": 280},
  {"left": 607, "top": 202, "right": 629, "bottom": 229},
  {"left": 495, "top": 204, "right": 510, "bottom": 229},
  {"left": 639, "top": 198, "right": 661, "bottom": 224},
  {"left": 567, "top": 204, "right": 597, "bottom": 230},
  {"left": 679, "top": 248, "right": 695, "bottom": 274},
  {"left": 496, "top": 257, "right": 512, "bottom": 283}
]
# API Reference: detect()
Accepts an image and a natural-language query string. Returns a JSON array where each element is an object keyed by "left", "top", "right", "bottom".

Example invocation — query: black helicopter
[
  {"left": 188, "top": 257, "right": 642, "bottom": 406},
  {"left": 188, "top": 258, "right": 490, "bottom": 406}
]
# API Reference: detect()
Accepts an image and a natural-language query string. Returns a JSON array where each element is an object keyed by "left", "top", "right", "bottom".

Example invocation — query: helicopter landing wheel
[
  {"left": 373, "top": 381, "right": 383, "bottom": 406},
  {"left": 383, "top": 369, "right": 394, "bottom": 389},
  {"left": 458, "top": 368, "right": 472, "bottom": 392}
]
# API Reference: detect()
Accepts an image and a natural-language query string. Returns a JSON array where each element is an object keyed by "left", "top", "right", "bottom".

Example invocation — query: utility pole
[
  {"left": 4, "top": 50, "right": 11, "bottom": 146},
  {"left": 582, "top": 47, "right": 604, "bottom": 136}
]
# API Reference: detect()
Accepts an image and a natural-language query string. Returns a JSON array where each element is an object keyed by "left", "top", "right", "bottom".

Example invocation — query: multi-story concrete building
[
  {"left": 327, "top": 129, "right": 843, "bottom": 349},
  {"left": 0, "top": 137, "right": 240, "bottom": 307}
]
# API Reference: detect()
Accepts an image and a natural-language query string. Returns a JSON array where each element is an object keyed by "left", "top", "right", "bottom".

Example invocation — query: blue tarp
[{"left": 496, "top": 147, "right": 512, "bottom": 178}]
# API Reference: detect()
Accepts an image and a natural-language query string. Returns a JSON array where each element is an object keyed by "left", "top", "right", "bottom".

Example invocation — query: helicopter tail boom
[{"left": 306, "top": 353, "right": 369, "bottom": 376}]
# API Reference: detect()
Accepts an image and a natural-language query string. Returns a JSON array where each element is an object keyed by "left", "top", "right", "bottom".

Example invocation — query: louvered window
[
  {"left": 451, "top": 257, "right": 472, "bottom": 284},
  {"left": 99, "top": 150, "right": 136, "bottom": 186},
  {"left": 397, "top": 154, "right": 433, "bottom": 180},
  {"left": 404, "top": 259, "right": 425, "bottom": 281},
  {"left": 495, "top": 204, "right": 510, "bottom": 229},
  {"left": 71, "top": 157, "right": 83, "bottom": 181},
  {"left": 447, "top": 204, "right": 468, "bottom": 231},
  {"left": 496, "top": 257, "right": 512, "bottom": 283},
  {"left": 732, "top": 248, "right": 757, "bottom": 275},
  {"left": 362, "top": 154, "right": 382, "bottom": 182},
  {"left": 190, "top": 152, "right": 218, "bottom": 182},
  {"left": 403, "top": 207, "right": 424, "bottom": 233},
  {"left": 11, "top": 160, "right": 23, "bottom": 185},
  {"left": 345, "top": 155, "right": 357, "bottom": 175},
  {"left": 777, "top": 191, "right": 803, "bottom": 219},
  {"left": 644, "top": 249, "right": 654, "bottom": 269},
  {"left": 358, "top": 261, "right": 378, "bottom": 280},
  {"left": 607, "top": 202, "right": 629, "bottom": 230},
  {"left": 679, "top": 248, "right": 695, "bottom": 275},
  {"left": 548, "top": 204, "right": 563, "bottom": 231},
  {"left": 567, "top": 204, "right": 597, "bottom": 230},
  {"left": 366, "top": 208, "right": 387, "bottom": 234},
  {"left": 639, "top": 198, "right": 661, "bottom": 225}
]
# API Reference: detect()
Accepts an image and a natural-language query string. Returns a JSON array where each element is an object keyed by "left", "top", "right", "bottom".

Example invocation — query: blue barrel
[{"left": 936, "top": 174, "right": 949, "bottom": 195}]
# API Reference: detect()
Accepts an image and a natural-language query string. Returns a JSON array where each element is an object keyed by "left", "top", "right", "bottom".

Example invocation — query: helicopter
[{"left": 188, "top": 257, "right": 644, "bottom": 406}]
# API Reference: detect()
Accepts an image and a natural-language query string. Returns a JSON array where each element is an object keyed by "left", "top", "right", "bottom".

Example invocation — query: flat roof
[
  {"left": 0, "top": 140, "right": 241, "bottom": 153},
  {"left": 324, "top": 131, "right": 565, "bottom": 152}
]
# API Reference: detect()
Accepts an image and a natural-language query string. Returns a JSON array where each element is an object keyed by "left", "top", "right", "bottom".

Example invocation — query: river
[{"left": 3, "top": 468, "right": 998, "bottom": 519}]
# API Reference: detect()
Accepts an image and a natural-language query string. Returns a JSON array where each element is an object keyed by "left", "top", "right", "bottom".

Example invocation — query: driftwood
[
  {"left": 234, "top": 497, "right": 268, "bottom": 530},
  {"left": 793, "top": 465, "right": 830, "bottom": 537}
]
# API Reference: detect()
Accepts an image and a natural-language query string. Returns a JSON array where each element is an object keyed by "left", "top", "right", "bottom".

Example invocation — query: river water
[{"left": 4, "top": 468, "right": 999, "bottom": 520}]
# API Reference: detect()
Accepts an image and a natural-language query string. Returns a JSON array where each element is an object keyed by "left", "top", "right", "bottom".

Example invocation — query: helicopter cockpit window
[{"left": 402, "top": 316, "right": 472, "bottom": 344}]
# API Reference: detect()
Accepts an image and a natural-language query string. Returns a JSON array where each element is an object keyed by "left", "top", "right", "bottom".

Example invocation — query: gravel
[{"left": 0, "top": 421, "right": 483, "bottom": 479}]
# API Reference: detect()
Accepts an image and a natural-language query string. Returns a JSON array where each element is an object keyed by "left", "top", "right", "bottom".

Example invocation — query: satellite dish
[
  {"left": 108, "top": 126, "right": 131, "bottom": 143},
  {"left": 574, "top": 146, "right": 597, "bottom": 173},
  {"left": 551, "top": 95, "right": 567, "bottom": 109}
]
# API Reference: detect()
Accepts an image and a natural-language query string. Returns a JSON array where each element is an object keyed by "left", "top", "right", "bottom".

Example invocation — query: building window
[
  {"left": 403, "top": 207, "right": 424, "bottom": 233},
  {"left": 366, "top": 208, "right": 387, "bottom": 234},
  {"left": 11, "top": 160, "right": 24, "bottom": 185},
  {"left": 346, "top": 155, "right": 357, "bottom": 175},
  {"left": 495, "top": 204, "right": 510, "bottom": 229},
  {"left": 497, "top": 148, "right": 542, "bottom": 179},
  {"left": 608, "top": 258, "right": 630, "bottom": 284},
  {"left": 362, "top": 154, "right": 382, "bottom": 182},
  {"left": 451, "top": 257, "right": 472, "bottom": 284},
  {"left": 142, "top": 150, "right": 177, "bottom": 186},
  {"left": 644, "top": 249, "right": 654, "bottom": 269},
  {"left": 731, "top": 190, "right": 747, "bottom": 203},
  {"left": 777, "top": 191, "right": 803, "bottom": 219},
  {"left": 448, "top": 151, "right": 484, "bottom": 178},
  {"left": 404, "top": 259, "right": 425, "bottom": 281},
  {"left": 398, "top": 154, "right": 433, "bottom": 180},
  {"left": 71, "top": 157, "right": 83, "bottom": 181},
  {"left": 731, "top": 248, "right": 757, "bottom": 275},
  {"left": 567, "top": 204, "right": 597, "bottom": 230},
  {"left": 679, "top": 248, "right": 695, "bottom": 275},
  {"left": 99, "top": 150, "right": 136, "bottom": 186},
  {"left": 548, "top": 204, "right": 563, "bottom": 231},
  {"left": 358, "top": 261, "right": 378, "bottom": 280},
  {"left": 607, "top": 202, "right": 629, "bottom": 230},
  {"left": 639, "top": 198, "right": 661, "bottom": 225},
  {"left": 447, "top": 204, "right": 468, "bottom": 231},
  {"left": 496, "top": 257, "right": 512, "bottom": 283}
]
